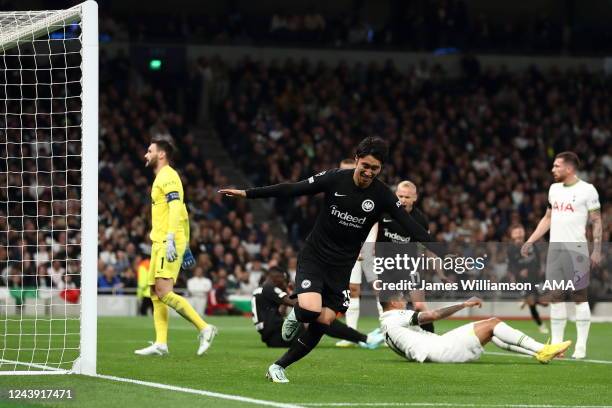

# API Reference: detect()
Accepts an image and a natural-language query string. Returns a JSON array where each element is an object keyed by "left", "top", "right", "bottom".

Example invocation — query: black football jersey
[
  {"left": 251, "top": 283, "right": 287, "bottom": 328},
  {"left": 377, "top": 207, "right": 429, "bottom": 243},
  {"left": 247, "top": 169, "right": 444, "bottom": 267}
]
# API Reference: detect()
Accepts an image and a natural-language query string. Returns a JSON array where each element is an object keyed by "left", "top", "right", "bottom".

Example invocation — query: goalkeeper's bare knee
[{"left": 154, "top": 278, "right": 173, "bottom": 298}]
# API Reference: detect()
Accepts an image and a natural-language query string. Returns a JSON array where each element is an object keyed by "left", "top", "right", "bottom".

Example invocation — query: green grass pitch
[{"left": 1, "top": 315, "right": 611, "bottom": 407}]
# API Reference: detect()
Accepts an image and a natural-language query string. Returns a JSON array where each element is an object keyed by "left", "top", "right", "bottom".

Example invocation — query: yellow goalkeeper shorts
[{"left": 148, "top": 240, "right": 187, "bottom": 285}]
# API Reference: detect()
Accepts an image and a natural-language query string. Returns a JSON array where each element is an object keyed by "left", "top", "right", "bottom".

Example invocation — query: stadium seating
[{"left": 213, "top": 57, "right": 611, "bottom": 297}]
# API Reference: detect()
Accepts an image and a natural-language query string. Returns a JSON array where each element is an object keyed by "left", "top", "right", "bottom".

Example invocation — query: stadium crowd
[
  {"left": 96, "top": 52, "right": 301, "bottom": 304},
  {"left": 2, "top": 51, "right": 611, "bottom": 308},
  {"left": 0, "top": 50, "right": 300, "bottom": 311},
  {"left": 214, "top": 56, "right": 611, "bottom": 297},
  {"left": 0, "top": 40, "right": 83, "bottom": 307},
  {"left": 97, "top": 1, "right": 611, "bottom": 56}
]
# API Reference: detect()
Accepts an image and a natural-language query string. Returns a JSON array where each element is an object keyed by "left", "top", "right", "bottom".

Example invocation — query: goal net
[{"left": 0, "top": 1, "right": 97, "bottom": 375}]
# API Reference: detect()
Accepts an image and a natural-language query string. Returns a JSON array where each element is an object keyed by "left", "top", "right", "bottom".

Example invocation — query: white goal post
[{"left": 0, "top": 1, "right": 97, "bottom": 375}]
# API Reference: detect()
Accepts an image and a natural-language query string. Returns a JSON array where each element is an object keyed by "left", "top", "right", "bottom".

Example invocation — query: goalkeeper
[{"left": 135, "top": 136, "right": 217, "bottom": 356}]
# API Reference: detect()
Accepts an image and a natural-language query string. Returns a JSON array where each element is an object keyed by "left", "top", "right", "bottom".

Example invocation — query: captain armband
[{"left": 166, "top": 191, "right": 180, "bottom": 202}]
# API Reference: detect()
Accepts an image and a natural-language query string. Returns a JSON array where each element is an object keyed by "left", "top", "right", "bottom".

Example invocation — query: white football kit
[
  {"left": 349, "top": 223, "right": 379, "bottom": 285},
  {"left": 548, "top": 180, "right": 600, "bottom": 244},
  {"left": 546, "top": 180, "right": 600, "bottom": 289},
  {"left": 380, "top": 309, "right": 483, "bottom": 363}
]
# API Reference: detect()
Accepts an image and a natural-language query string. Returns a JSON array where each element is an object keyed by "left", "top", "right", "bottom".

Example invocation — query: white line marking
[
  {"left": 297, "top": 403, "right": 612, "bottom": 407},
  {"left": 485, "top": 351, "right": 612, "bottom": 364},
  {"left": 0, "top": 358, "right": 70, "bottom": 374},
  {"left": 95, "top": 373, "right": 304, "bottom": 408}
]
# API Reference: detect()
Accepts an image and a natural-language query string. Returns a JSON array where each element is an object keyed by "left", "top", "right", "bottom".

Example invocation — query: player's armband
[{"left": 166, "top": 191, "right": 180, "bottom": 202}]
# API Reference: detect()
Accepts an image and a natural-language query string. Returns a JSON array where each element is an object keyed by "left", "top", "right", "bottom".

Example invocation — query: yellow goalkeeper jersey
[{"left": 149, "top": 165, "right": 188, "bottom": 244}]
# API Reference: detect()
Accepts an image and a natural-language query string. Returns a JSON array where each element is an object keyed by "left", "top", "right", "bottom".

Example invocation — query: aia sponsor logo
[{"left": 552, "top": 201, "right": 575, "bottom": 212}]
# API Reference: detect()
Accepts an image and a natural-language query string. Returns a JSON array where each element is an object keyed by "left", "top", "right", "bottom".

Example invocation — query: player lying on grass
[
  {"left": 253, "top": 267, "right": 384, "bottom": 349},
  {"left": 380, "top": 292, "right": 571, "bottom": 364}
]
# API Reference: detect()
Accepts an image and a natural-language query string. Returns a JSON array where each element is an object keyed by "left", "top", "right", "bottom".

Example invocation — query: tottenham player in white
[
  {"left": 380, "top": 293, "right": 571, "bottom": 364},
  {"left": 521, "top": 152, "right": 602, "bottom": 359}
]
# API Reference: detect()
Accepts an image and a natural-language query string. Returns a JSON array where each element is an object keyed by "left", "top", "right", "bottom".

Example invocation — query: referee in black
[
  {"left": 507, "top": 224, "right": 548, "bottom": 334},
  {"left": 220, "top": 137, "right": 448, "bottom": 383}
]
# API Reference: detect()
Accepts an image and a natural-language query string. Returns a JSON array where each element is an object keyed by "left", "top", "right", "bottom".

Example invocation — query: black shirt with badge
[
  {"left": 246, "top": 169, "right": 445, "bottom": 269},
  {"left": 377, "top": 207, "right": 430, "bottom": 244},
  {"left": 376, "top": 207, "right": 430, "bottom": 285},
  {"left": 252, "top": 282, "right": 288, "bottom": 333}
]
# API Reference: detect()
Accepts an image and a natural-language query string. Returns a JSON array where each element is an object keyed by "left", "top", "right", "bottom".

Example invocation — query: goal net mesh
[{"left": 0, "top": 5, "right": 85, "bottom": 373}]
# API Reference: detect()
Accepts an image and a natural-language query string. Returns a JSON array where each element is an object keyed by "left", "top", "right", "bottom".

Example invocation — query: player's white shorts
[
  {"left": 387, "top": 323, "right": 484, "bottom": 363},
  {"left": 545, "top": 243, "right": 590, "bottom": 291},
  {"left": 349, "top": 260, "right": 362, "bottom": 285},
  {"left": 427, "top": 323, "right": 484, "bottom": 363}
]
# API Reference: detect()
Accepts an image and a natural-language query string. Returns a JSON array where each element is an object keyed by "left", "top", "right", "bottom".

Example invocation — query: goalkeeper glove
[
  {"left": 166, "top": 233, "right": 178, "bottom": 262},
  {"left": 182, "top": 248, "right": 196, "bottom": 270}
]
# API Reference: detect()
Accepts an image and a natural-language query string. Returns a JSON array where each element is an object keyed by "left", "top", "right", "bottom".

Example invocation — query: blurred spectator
[
  {"left": 121, "top": 268, "right": 138, "bottom": 288},
  {"left": 187, "top": 266, "right": 213, "bottom": 315},
  {"left": 98, "top": 265, "right": 123, "bottom": 294},
  {"left": 206, "top": 269, "right": 242, "bottom": 315},
  {"left": 48, "top": 260, "right": 66, "bottom": 290}
]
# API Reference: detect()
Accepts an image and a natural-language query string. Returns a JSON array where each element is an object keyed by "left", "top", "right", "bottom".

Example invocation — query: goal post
[{"left": 0, "top": 1, "right": 98, "bottom": 375}]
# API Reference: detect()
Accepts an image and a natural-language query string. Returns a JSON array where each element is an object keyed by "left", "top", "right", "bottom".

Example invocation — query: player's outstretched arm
[
  {"left": 521, "top": 208, "right": 551, "bottom": 256},
  {"left": 219, "top": 171, "right": 332, "bottom": 199},
  {"left": 218, "top": 188, "right": 246, "bottom": 198},
  {"left": 416, "top": 297, "right": 482, "bottom": 325}
]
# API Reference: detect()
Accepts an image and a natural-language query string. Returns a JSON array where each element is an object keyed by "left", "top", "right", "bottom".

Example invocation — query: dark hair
[
  {"left": 378, "top": 291, "right": 405, "bottom": 310},
  {"left": 555, "top": 151, "right": 581, "bottom": 170},
  {"left": 267, "top": 266, "right": 289, "bottom": 282},
  {"left": 268, "top": 266, "right": 285, "bottom": 275},
  {"left": 151, "top": 135, "right": 176, "bottom": 162},
  {"left": 355, "top": 136, "right": 388, "bottom": 164},
  {"left": 509, "top": 224, "right": 524, "bottom": 232}
]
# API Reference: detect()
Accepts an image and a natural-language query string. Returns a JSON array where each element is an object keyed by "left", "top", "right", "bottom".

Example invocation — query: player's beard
[{"left": 145, "top": 155, "right": 158, "bottom": 169}]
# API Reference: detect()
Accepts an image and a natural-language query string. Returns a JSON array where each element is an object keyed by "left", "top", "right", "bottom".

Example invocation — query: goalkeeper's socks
[
  {"left": 161, "top": 292, "right": 208, "bottom": 331},
  {"left": 492, "top": 321, "right": 544, "bottom": 353},
  {"left": 323, "top": 319, "right": 367, "bottom": 343},
  {"left": 152, "top": 297, "right": 169, "bottom": 345},
  {"left": 275, "top": 322, "right": 325, "bottom": 368}
]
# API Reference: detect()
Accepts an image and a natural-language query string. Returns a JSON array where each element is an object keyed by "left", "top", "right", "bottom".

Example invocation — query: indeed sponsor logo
[
  {"left": 330, "top": 205, "right": 367, "bottom": 225},
  {"left": 383, "top": 228, "right": 410, "bottom": 243}
]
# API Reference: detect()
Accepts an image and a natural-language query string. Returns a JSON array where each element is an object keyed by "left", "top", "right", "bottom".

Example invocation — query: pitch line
[
  {"left": 0, "top": 358, "right": 70, "bottom": 375},
  {"left": 95, "top": 373, "right": 304, "bottom": 408},
  {"left": 485, "top": 351, "right": 612, "bottom": 364},
  {"left": 298, "top": 404, "right": 612, "bottom": 407}
]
